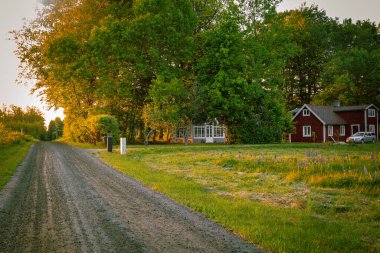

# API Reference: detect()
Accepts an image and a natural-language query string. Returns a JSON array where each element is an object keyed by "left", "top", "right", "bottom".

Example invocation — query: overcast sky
[{"left": 0, "top": 0, "right": 379, "bottom": 126}]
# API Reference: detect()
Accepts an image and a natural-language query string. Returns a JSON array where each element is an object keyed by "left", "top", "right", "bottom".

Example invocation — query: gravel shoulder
[{"left": 0, "top": 142, "right": 263, "bottom": 252}]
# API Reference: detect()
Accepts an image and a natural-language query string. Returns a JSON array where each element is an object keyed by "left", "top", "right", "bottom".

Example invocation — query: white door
[{"left": 205, "top": 125, "right": 213, "bottom": 143}]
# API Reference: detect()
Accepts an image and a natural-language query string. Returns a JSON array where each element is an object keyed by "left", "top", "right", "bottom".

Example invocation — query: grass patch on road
[
  {"left": 0, "top": 141, "right": 34, "bottom": 190},
  {"left": 98, "top": 143, "right": 380, "bottom": 253}
]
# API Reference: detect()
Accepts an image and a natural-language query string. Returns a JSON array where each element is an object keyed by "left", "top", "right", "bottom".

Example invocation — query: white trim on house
[
  {"left": 368, "top": 108, "right": 376, "bottom": 117},
  {"left": 365, "top": 104, "right": 380, "bottom": 110},
  {"left": 323, "top": 124, "right": 326, "bottom": 142},
  {"left": 351, "top": 124, "right": 360, "bottom": 135},
  {"left": 340, "top": 125, "right": 345, "bottom": 136},
  {"left": 369, "top": 125, "right": 375, "bottom": 133},
  {"left": 364, "top": 110, "right": 367, "bottom": 132},
  {"left": 328, "top": 125, "right": 333, "bottom": 136},
  {"left": 377, "top": 111, "right": 379, "bottom": 141},
  {"left": 303, "top": 125, "right": 311, "bottom": 137},
  {"left": 292, "top": 104, "right": 326, "bottom": 125},
  {"left": 302, "top": 109, "right": 310, "bottom": 116}
]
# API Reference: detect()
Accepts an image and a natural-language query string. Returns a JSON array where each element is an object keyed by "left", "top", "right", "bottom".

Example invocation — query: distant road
[{"left": 0, "top": 142, "right": 262, "bottom": 252}]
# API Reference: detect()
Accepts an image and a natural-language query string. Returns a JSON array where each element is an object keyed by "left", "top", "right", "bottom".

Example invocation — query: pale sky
[{"left": 0, "top": 0, "right": 379, "bottom": 126}]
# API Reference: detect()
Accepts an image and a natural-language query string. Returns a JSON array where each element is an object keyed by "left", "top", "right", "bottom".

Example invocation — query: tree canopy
[{"left": 13, "top": 0, "right": 380, "bottom": 144}]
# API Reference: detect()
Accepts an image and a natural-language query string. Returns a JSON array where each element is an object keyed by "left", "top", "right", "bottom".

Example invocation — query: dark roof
[
  {"left": 333, "top": 105, "right": 368, "bottom": 112},
  {"left": 306, "top": 105, "right": 347, "bottom": 125}
]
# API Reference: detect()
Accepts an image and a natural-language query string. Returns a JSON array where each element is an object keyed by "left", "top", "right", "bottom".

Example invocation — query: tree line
[
  {"left": 0, "top": 105, "right": 64, "bottom": 142},
  {"left": 13, "top": 0, "right": 380, "bottom": 144}
]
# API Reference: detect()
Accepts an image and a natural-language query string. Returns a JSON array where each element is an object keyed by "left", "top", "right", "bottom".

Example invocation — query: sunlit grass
[
  {"left": 97, "top": 143, "right": 380, "bottom": 252},
  {"left": 0, "top": 140, "right": 34, "bottom": 190}
]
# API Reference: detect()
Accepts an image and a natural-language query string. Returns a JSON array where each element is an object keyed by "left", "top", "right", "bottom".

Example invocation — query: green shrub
[{"left": 86, "top": 115, "right": 119, "bottom": 145}]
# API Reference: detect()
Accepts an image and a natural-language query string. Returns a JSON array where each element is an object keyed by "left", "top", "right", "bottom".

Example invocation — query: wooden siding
[
  {"left": 291, "top": 112, "right": 324, "bottom": 143},
  {"left": 335, "top": 110, "right": 364, "bottom": 134}
]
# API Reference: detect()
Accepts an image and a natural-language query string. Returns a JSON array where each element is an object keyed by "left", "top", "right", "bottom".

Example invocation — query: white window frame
[
  {"left": 369, "top": 124, "right": 375, "bottom": 133},
  {"left": 213, "top": 126, "right": 225, "bottom": 138},
  {"left": 368, "top": 109, "right": 375, "bottom": 117},
  {"left": 340, "top": 125, "right": 345, "bottom": 136},
  {"left": 303, "top": 109, "right": 310, "bottom": 116},
  {"left": 328, "top": 125, "right": 333, "bottom": 137},
  {"left": 351, "top": 124, "right": 360, "bottom": 135},
  {"left": 193, "top": 126, "right": 205, "bottom": 138},
  {"left": 303, "top": 126, "right": 311, "bottom": 137}
]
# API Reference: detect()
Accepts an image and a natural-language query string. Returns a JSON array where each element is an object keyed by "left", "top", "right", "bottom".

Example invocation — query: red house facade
[{"left": 290, "top": 104, "right": 379, "bottom": 143}]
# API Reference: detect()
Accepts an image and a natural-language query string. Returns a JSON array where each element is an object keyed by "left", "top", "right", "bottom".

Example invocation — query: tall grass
[{"left": 98, "top": 143, "right": 380, "bottom": 253}]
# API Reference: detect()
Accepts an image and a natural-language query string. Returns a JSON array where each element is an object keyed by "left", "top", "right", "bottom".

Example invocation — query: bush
[
  {"left": 0, "top": 123, "right": 23, "bottom": 144},
  {"left": 86, "top": 115, "right": 119, "bottom": 145}
]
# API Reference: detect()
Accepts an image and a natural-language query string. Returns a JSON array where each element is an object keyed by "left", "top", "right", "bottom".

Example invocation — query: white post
[{"left": 120, "top": 138, "right": 126, "bottom": 155}]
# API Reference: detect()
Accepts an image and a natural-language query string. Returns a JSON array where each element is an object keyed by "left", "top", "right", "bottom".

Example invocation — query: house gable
[{"left": 291, "top": 104, "right": 326, "bottom": 125}]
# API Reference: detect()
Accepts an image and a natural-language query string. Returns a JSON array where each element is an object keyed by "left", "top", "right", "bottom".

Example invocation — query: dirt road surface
[{"left": 0, "top": 142, "right": 263, "bottom": 253}]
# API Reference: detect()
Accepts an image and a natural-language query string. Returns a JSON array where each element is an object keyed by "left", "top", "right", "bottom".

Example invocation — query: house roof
[
  {"left": 333, "top": 105, "right": 367, "bottom": 112},
  {"left": 307, "top": 105, "right": 347, "bottom": 125}
]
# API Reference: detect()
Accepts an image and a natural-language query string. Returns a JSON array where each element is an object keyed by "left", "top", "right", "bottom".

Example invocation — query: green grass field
[
  {"left": 97, "top": 143, "right": 380, "bottom": 253},
  {"left": 0, "top": 141, "right": 34, "bottom": 190}
]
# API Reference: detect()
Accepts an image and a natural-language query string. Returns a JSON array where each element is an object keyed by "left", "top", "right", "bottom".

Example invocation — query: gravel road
[{"left": 0, "top": 142, "right": 264, "bottom": 253}]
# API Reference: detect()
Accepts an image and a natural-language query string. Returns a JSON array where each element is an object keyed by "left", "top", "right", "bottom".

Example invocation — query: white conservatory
[{"left": 172, "top": 124, "right": 227, "bottom": 143}]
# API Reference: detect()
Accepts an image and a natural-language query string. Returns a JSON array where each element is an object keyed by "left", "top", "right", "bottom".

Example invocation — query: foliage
[
  {"left": 144, "top": 75, "right": 192, "bottom": 139},
  {"left": 14, "top": 0, "right": 198, "bottom": 143},
  {"left": 13, "top": 0, "right": 380, "bottom": 144},
  {"left": 194, "top": 3, "right": 290, "bottom": 143},
  {"left": 0, "top": 105, "right": 46, "bottom": 140},
  {"left": 86, "top": 115, "right": 119, "bottom": 145},
  {"left": 99, "top": 143, "right": 380, "bottom": 253},
  {"left": 47, "top": 117, "right": 64, "bottom": 141},
  {"left": 276, "top": 4, "right": 335, "bottom": 109},
  {"left": 63, "top": 114, "right": 118, "bottom": 145},
  {"left": 313, "top": 20, "right": 380, "bottom": 106}
]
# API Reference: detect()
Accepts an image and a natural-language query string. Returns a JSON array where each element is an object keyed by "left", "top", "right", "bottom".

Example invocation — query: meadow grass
[
  {"left": 97, "top": 143, "right": 379, "bottom": 253},
  {"left": 0, "top": 140, "right": 34, "bottom": 190}
]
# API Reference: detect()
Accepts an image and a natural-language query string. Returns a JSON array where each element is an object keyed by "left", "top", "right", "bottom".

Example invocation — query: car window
[{"left": 353, "top": 132, "right": 364, "bottom": 137}]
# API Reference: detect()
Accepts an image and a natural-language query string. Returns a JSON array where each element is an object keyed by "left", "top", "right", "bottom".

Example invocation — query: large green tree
[
  {"left": 276, "top": 5, "right": 335, "bottom": 109},
  {"left": 194, "top": 1, "right": 291, "bottom": 143},
  {"left": 15, "top": 0, "right": 198, "bottom": 142},
  {"left": 313, "top": 19, "right": 380, "bottom": 106}
]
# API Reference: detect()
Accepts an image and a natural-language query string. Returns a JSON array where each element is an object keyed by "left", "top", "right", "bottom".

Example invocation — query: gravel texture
[{"left": 0, "top": 142, "right": 264, "bottom": 253}]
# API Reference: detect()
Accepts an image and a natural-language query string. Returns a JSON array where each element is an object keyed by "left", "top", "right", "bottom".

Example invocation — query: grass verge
[
  {"left": 0, "top": 141, "right": 34, "bottom": 190},
  {"left": 97, "top": 143, "right": 379, "bottom": 253}
]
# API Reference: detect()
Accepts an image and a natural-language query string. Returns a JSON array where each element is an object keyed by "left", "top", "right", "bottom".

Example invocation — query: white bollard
[{"left": 120, "top": 137, "right": 126, "bottom": 155}]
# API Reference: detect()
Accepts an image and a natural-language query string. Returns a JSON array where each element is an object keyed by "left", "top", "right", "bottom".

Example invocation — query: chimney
[{"left": 333, "top": 100, "right": 341, "bottom": 107}]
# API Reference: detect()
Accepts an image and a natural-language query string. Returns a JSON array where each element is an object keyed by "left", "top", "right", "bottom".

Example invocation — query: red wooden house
[{"left": 290, "top": 103, "right": 379, "bottom": 143}]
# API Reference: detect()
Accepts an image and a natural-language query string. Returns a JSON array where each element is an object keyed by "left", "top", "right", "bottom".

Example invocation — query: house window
[
  {"left": 303, "top": 126, "right": 311, "bottom": 137},
  {"left": 368, "top": 109, "right": 375, "bottom": 117},
  {"left": 328, "top": 125, "right": 333, "bottom": 136},
  {"left": 340, "top": 125, "right": 345, "bottom": 136},
  {"left": 303, "top": 109, "right": 310, "bottom": 116},
  {"left": 369, "top": 125, "right": 375, "bottom": 133},
  {"left": 213, "top": 126, "right": 225, "bottom": 138},
  {"left": 193, "top": 126, "right": 205, "bottom": 138}
]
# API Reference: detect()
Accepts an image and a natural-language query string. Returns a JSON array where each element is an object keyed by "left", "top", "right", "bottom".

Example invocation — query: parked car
[{"left": 346, "top": 132, "right": 376, "bottom": 144}]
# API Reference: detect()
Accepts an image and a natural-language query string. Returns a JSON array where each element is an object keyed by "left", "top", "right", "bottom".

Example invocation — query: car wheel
[{"left": 361, "top": 139, "right": 365, "bottom": 144}]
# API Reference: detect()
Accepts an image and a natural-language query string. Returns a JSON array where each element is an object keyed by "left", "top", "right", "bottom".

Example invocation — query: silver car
[{"left": 346, "top": 132, "right": 376, "bottom": 144}]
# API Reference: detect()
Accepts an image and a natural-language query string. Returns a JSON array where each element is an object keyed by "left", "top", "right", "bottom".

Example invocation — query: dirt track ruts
[{"left": 0, "top": 142, "right": 263, "bottom": 252}]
